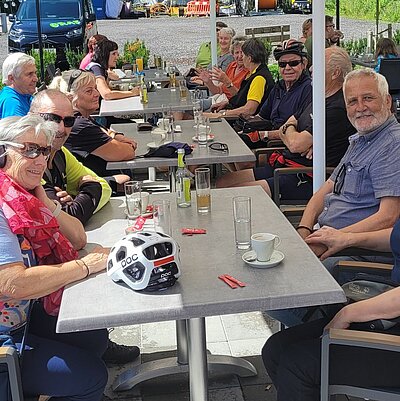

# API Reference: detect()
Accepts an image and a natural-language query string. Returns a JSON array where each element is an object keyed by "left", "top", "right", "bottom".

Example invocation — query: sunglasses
[
  {"left": 209, "top": 142, "right": 229, "bottom": 152},
  {"left": 278, "top": 60, "right": 303, "bottom": 68},
  {"left": 67, "top": 69, "right": 84, "bottom": 92},
  {"left": 333, "top": 163, "right": 346, "bottom": 195},
  {"left": 2, "top": 141, "right": 51, "bottom": 159},
  {"left": 39, "top": 113, "right": 76, "bottom": 128}
]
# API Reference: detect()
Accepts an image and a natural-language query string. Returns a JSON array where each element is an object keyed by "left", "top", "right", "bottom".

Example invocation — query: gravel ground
[{"left": 0, "top": 13, "right": 399, "bottom": 73}]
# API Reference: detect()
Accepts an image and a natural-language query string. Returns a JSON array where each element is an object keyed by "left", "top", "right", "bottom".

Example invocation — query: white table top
[
  {"left": 56, "top": 187, "right": 345, "bottom": 333},
  {"left": 99, "top": 87, "right": 193, "bottom": 116},
  {"left": 107, "top": 119, "right": 255, "bottom": 170}
]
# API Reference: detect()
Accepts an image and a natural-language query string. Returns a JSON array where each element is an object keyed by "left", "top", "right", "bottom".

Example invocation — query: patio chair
[
  {"left": 0, "top": 346, "right": 24, "bottom": 401},
  {"left": 320, "top": 328, "right": 400, "bottom": 401}
]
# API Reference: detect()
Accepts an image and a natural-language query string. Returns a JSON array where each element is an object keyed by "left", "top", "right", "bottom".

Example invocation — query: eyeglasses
[
  {"left": 209, "top": 142, "right": 229, "bottom": 152},
  {"left": 333, "top": 163, "right": 346, "bottom": 195},
  {"left": 2, "top": 141, "right": 51, "bottom": 159},
  {"left": 39, "top": 113, "right": 76, "bottom": 128},
  {"left": 278, "top": 60, "right": 303, "bottom": 68},
  {"left": 67, "top": 69, "right": 83, "bottom": 92}
]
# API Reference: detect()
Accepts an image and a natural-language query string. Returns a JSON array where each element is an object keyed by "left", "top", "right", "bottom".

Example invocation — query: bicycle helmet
[
  {"left": 107, "top": 231, "right": 181, "bottom": 291},
  {"left": 273, "top": 39, "right": 308, "bottom": 61}
]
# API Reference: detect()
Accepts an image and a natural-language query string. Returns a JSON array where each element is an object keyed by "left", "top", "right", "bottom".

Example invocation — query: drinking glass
[
  {"left": 153, "top": 200, "right": 171, "bottom": 236},
  {"left": 233, "top": 196, "right": 251, "bottom": 250},
  {"left": 136, "top": 58, "right": 144, "bottom": 72},
  {"left": 195, "top": 168, "right": 211, "bottom": 213},
  {"left": 196, "top": 122, "right": 208, "bottom": 147},
  {"left": 179, "top": 80, "right": 188, "bottom": 100},
  {"left": 125, "top": 181, "right": 142, "bottom": 220}
]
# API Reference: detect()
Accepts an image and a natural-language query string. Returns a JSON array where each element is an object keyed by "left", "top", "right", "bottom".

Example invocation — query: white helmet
[{"left": 107, "top": 231, "right": 181, "bottom": 291}]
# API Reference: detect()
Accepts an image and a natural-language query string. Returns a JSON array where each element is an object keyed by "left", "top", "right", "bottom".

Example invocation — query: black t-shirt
[
  {"left": 284, "top": 89, "right": 356, "bottom": 167},
  {"left": 65, "top": 112, "right": 112, "bottom": 177}
]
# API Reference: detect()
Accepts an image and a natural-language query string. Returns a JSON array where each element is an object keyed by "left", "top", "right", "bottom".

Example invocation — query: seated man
[
  {"left": 0, "top": 53, "right": 38, "bottom": 118},
  {"left": 216, "top": 46, "right": 355, "bottom": 202},
  {"left": 30, "top": 89, "right": 112, "bottom": 225},
  {"left": 269, "top": 68, "right": 400, "bottom": 327},
  {"left": 30, "top": 89, "right": 140, "bottom": 364}
]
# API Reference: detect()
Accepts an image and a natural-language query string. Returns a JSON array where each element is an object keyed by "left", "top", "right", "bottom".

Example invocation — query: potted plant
[{"left": 117, "top": 39, "right": 150, "bottom": 69}]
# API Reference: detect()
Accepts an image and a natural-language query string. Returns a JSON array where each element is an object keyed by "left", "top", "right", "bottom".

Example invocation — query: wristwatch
[{"left": 226, "top": 82, "right": 234, "bottom": 88}]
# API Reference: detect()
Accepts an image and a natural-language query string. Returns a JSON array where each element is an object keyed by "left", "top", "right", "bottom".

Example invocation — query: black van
[{"left": 8, "top": 0, "right": 98, "bottom": 55}]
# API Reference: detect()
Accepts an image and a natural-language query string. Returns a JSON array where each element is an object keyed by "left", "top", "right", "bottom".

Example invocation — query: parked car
[
  {"left": 8, "top": 0, "right": 97, "bottom": 67},
  {"left": 280, "top": 0, "right": 311, "bottom": 13}
]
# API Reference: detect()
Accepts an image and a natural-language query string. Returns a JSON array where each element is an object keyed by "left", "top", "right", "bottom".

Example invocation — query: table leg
[
  {"left": 176, "top": 319, "right": 188, "bottom": 365},
  {"left": 187, "top": 317, "right": 208, "bottom": 401}
]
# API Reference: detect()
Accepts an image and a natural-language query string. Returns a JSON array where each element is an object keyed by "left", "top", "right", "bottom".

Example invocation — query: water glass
[
  {"left": 196, "top": 122, "right": 208, "bottom": 147},
  {"left": 125, "top": 181, "right": 142, "bottom": 220},
  {"left": 153, "top": 200, "right": 171, "bottom": 236},
  {"left": 179, "top": 80, "right": 188, "bottom": 100},
  {"left": 195, "top": 168, "right": 211, "bottom": 213},
  {"left": 233, "top": 196, "right": 251, "bottom": 250}
]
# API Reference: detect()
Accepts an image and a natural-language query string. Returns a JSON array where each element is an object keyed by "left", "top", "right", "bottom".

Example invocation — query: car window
[{"left": 17, "top": 0, "right": 82, "bottom": 20}]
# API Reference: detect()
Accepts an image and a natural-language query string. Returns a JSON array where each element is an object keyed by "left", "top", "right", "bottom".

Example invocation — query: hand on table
[
  {"left": 114, "top": 134, "right": 137, "bottom": 150},
  {"left": 81, "top": 246, "right": 110, "bottom": 275},
  {"left": 305, "top": 227, "right": 351, "bottom": 260},
  {"left": 210, "top": 100, "right": 228, "bottom": 112}
]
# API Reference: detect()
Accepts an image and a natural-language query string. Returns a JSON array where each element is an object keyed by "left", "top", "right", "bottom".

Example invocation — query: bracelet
[
  {"left": 282, "top": 123, "right": 297, "bottom": 135},
  {"left": 76, "top": 259, "right": 90, "bottom": 278},
  {"left": 52, "top": 200, "right": 62, "bottom": 218},
  {"left": 296, "top": 225, "right": 313, "bottom": 233}
]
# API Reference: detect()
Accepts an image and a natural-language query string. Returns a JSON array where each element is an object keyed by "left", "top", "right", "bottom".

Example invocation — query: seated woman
[
  {"left": 50, "top": 70, "right": 137, "bottom": 178},
  {"left": 86, "top": 39, "right": 140, "bottom": 101},
  {"left": 198, "top": 36, "right": 249, "bottom": 110},
  {"left": 374, "top": 37, "right": 399, "bottom": 73},
  {"left": 0, "top": 115, "right": 110, "bottom": 400},
  {"left": 203, "top": 38, "right": 275, "bottom": 119},
  {"left": 262, "top": 220, "right": 400, "bottom": 401},
  {"left": 241, "top": 39, "right": 312, "bottom": 150}
]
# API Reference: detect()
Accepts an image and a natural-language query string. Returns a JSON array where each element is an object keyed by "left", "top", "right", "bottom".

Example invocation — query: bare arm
[
  {"left": 32, "top": 186, "right": 86, "bottom": 250},
  {"left": 96, "top": 77, "right": 140, "bottom": 100},
  {"left": 91, "top": 139, "right": 136, "bottom": 161},
  {"left": 205, "top": 100, "right": 260, "bottom": 119},
  {"left": 341, "top": 197, "right": 400, "bottom": 233},
  {"left": 326, "top": 286, "right": 400, "bottom": 329},
  {"left": 279, "top": 125, "right": 313, "bottom": 154},
  {"left": 298, "top": 179, "right": 335, "bottom": 239},
  {"left": 0, "top": 246, "right": 109, "bottom": 300},
  {"left": 305, "top": 226, "right": 393, "bottom": 260}
]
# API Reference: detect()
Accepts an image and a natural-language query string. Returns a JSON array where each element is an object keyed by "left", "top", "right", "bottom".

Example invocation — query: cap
[{"left": 273, "top": 40, "right": 308, "bottom": 61}]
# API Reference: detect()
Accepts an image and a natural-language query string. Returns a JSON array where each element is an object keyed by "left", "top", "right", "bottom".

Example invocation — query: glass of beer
[
  {"left": 136, "top": 58, "right": 144, "bottom": 72},
  {"left": 179, "top": 80, "right": 188, "bottom": 100},
  {"left": 195, "top": 167, "right": 211, "bottom": 213},
  {"left": 169, "top": 71, "right": 176, "bottom": 89}
]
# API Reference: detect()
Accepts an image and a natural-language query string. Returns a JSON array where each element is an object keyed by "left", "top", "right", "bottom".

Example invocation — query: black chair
[{"left": 379, "top": 58, "right": 400, "bottom": 120}]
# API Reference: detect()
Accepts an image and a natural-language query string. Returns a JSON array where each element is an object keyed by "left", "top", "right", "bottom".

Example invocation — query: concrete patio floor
[{"left": 105, "top": 312, "right": 362, "bottom": 401}]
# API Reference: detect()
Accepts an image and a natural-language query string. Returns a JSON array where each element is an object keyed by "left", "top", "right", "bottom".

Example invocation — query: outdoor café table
[
  {"left": 107, "top": 119, "right": 255, "bottom": 171},
  {"left": 99, "top": 87, "right": 194, "bottom": 116},
  {"left": 56, "top": 187, "right": 346, "bottom": 401},
  {"left": 113, "top": 67, "right": 182, "bottom": 86}
]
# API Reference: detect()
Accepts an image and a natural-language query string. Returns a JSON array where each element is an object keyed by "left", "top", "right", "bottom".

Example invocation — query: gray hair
[
  {"left": 343, "top": 68, "right": 389, "bottom": 99},
  {"left": 326, "top": 46, "right": 352, "bottom": 83},
  {"left": 231, "top": 35, "right": 247, "bottom": 52},
  {"left": 30, "top": 88, "right": 72, "bottom": 113},
  {"left": 2, "top": 52, "right": 36, "bottom": 85},
  {"left": 219, "top": 27, "right": 236, "bottom": 38},
  {"left": 0, "top": 115, "right": 56, "bottom": 146}
]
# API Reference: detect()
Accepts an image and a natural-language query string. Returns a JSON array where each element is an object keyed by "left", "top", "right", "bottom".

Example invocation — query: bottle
[
  {"left": 176, "top": 148, "right": 191, "bottom": 208},
  {"left": 140, "top": 74, "right": 148, "bottom": 104}
]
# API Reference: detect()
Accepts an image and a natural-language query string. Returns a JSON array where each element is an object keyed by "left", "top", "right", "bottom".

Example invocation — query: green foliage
[
  {"left": 28, "top": 48, "right": 57, "bottom": 75},
  {"left": 393, "top": 29, "right": 400, "bottom": 45},
  {"left": 268, "top": 64, "right": 280, "bottom": 82},
  {"left": 342, "top": 37, "right": 368, "bottom": 56},
  {"left": 259, "top": 38, "right": 272, "bottom": 60},
  {"left": 65, "top": 46, "right": 85, "bottom": 69},
  {"left": 116, "top": 39, "right": 150, "bottom": 69},
  {"left": 325, "top": 0, "right": 400, "bottom": 22}
]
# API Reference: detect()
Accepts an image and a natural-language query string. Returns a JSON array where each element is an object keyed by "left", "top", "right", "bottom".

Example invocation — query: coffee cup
[
  {"left": 125, "top": 69, "right": 132, "bottom": 78},
  {"left": 157, "top": 118, "right": 169, "bottom": 130},
  {"left": 141, "top": 191, "right": 150, "bottom": 212},
  {"left": 251, "top": 233, "right": 281, "bottom": 262},
  {"left": 151, "top": 128, "right": 167, "bottom": 146}
]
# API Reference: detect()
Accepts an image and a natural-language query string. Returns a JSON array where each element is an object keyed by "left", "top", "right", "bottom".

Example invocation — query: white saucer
[
  {"left": 242, "top": 250, "right": 284, "bottom": 269},
  {"left": 192, "top": 134, "right": 214, "bottom": 142},
  {"left": 147, "top": 140, "right": 172, "bottom": 149}
]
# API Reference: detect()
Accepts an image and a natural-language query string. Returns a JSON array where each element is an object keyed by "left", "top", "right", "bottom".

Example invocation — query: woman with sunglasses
[
  {"left": 50, "top": 70, "right": 136, "bottom": 179},
  {"left": 0, "top": 115, "right": 109, "bottom": 401},
  {"left": 86, "top": 39, "right": 140, "bottom": 101}
]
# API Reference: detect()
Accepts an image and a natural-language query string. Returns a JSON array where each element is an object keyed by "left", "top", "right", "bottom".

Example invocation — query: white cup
[
  {"left": 157, "top": 118, "right": 169, "bottom": 130},
  {"left": 125, "top": 69, "right": 132, "bottom": 77},
  {"left": 151, "top": 128, "right": 167, "bottom": 146},
  {"left": 251, "top": 233, "right": 281, "bottom": 262},
  {"left": 141, "top": 191, "right": 150, "bottom": 212}
]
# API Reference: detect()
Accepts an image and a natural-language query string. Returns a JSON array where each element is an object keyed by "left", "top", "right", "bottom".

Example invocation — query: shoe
[{"left": 102, "top": 339, "right": 140, "bottom": 364}]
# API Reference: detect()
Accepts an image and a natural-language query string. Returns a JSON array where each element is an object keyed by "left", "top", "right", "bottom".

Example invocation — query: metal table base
[{"left": 112, "top": 319, "right": 257, "bottom": 400}]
